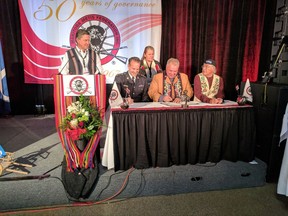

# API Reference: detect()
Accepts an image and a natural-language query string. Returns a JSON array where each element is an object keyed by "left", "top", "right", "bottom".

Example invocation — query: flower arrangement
[{"left": 60, "top": 95, "right": 103, "bottom": 141}]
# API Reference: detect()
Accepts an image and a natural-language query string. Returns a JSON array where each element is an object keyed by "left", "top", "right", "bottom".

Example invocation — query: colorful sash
[
  {"left": 54, "top": 74, "right": 106, "bottom": 172},
  {"left": 163, "top": 72, "right": 183, "bottom": 99}
]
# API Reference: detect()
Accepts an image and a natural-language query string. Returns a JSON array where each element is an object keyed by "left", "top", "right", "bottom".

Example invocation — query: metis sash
[{"left": 53, "top": 74, "right": 106, "bottom": 172}]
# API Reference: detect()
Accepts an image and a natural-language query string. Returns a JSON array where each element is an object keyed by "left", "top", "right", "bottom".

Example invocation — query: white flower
[
  {"left": 84, "top": 111, "right": 89, "bottom": 116},
  {"left": 67, "top": 101, "right": 83, "bottom": 114},
  {"left": 70, "top": 119, "right": 78, "bottom": 129}
]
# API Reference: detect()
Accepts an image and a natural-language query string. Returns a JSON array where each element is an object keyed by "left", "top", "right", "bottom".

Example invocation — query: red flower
[
  {"left": 67, "top": 128, "right": 87, "bottom": 141},
  {"left": 71, "top": 113, "right": 76, "bottom": 119},
  {"left": 78, "top": 121, "right": 84, "bottom": 128}
]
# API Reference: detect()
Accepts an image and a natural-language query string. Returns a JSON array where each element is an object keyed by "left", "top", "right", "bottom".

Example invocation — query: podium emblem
[{"left": 63, "top": 75, "right": 95, "bottom": 96}]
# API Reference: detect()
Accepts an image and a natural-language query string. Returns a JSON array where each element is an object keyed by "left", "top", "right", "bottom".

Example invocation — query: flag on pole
[
  {"left": 109, "top": 82, "right": 123, "bottom": 107},
  {"left": 0, "top": 41, "right": 11, "bottom": 114},
  {"left": 0, "top": 145, "right": 7, "bottom": 158},
  {"left": 242, "top": 78, "right": 253, "bottom": 103}
]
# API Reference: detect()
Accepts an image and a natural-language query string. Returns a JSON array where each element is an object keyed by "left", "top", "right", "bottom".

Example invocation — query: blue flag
[
  {"left": 0, "top": 145, "right": 6, "bottom": 158},
  {"left": 0, "top": 40, "right": 11, "bottom": 114}
]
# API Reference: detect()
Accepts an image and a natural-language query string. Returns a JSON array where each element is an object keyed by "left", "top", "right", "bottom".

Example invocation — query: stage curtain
[{"left": 161, "top": 0, "right": 268, "bottom": 100}]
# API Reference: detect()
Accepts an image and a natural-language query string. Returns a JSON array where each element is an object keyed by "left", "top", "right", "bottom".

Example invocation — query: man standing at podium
[{"left": 59, "top": 29, "right": 102, "bottom": 75}]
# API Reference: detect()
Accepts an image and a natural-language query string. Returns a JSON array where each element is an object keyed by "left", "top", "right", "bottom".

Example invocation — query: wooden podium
[{"left": 53, "top": 74, "right": 106, "bottom": 199}]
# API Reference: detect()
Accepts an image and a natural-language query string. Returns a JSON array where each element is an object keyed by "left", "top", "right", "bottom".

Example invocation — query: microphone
[
  {"left": 96, "top": 65, "right": 102, "bottom": 74},
  {"left": 91, "top": 50, "right": 102, "bottom": 74},
  {"left": 58, "top": 55, "right": 75, "bottom": 75}
]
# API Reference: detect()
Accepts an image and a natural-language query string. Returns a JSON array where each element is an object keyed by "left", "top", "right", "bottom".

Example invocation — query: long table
[{"left": 102, "top": 101, "right": 256, "bottom": 171}]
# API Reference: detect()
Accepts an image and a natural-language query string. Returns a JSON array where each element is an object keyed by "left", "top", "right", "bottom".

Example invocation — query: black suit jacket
[{"left": 114, "top": 72, "right": 149, "bottom": 102}]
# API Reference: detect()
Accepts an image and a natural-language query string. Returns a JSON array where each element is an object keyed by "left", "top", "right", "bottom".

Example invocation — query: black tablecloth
[{"left": 112, "top": 106, "right": 256, "bottom": 171}]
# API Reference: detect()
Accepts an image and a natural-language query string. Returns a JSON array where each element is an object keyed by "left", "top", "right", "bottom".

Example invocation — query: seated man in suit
[
  {"left": 114, "top": 57, "right": 149, "bottom": 104},
  {"left": 148, "top": 58, "right": 193, "bottom": 102},
  {"left": 193, "top": 59, "right": 224, "bottom": 104}
]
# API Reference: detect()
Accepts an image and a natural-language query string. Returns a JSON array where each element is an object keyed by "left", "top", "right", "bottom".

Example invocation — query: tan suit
[{"left": 148, "top": 72, "right": 193, "bottom": 102}]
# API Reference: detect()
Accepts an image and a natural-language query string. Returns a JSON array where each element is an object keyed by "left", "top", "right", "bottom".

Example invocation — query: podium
[{"left": 53, "top": 74, "right": 106, "bottom": 199}]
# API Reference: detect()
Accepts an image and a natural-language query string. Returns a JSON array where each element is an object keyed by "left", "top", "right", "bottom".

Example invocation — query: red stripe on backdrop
[
  {"left": 118, "top": 16, "right": 161, "bottom": 32},
  {"left": 19, "top": 1, "right": 67, "bottom": 84},
  {"left": 19, "top": 2, "right": 66, "bottom": 55},
  {"left": 117, "top": 14, "right": 162, "bottom": 42},
  {"left": 121, "top": 21, "right": 162, "bottom": 42},
  {"left": 117, "top": 14, "right": 162, "bottom": 26},
  {"left": 22, "top": 36, "right": 63, "bottom": 67}
]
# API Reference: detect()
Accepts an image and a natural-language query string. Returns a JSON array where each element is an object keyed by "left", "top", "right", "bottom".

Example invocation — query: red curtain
[{"left": 161, "top": 0, "right": 268, "bottom": 100}]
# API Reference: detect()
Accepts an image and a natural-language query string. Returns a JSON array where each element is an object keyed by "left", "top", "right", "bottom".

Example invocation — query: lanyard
[{"left": 76, "top": 49, "right": 88, "bottom": 67}]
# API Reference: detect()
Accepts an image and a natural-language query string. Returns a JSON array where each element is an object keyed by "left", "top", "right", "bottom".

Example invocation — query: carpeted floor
[{"left": 0, "top": 115, "right": 287, "bottom": 215}]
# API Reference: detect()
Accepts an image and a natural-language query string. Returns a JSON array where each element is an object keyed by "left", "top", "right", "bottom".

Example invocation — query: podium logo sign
[{"left": 63, "top": 75, "right": 95, "bottom": 96}]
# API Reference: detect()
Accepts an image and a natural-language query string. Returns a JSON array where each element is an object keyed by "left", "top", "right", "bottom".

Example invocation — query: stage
[{"left": 0, "top": 115, "right": 267, "bottom": 212}]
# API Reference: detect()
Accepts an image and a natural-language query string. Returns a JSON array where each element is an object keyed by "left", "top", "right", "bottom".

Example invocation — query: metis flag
[
  {"left": 0, "top": 145, "right": 7, "bottom": 158},
  {"left": 109, "top": 82, "right": 123, "bottom": 107},
  {"left": 242, "top": 78, "right": 253, "bottom": 103},
  {"left": 0, "top": 41, "right": 11, "bottom": 114}
]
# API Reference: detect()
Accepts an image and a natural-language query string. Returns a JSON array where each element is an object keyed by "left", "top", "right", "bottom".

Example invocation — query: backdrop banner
[{"left": 18, "top": 0, "right": 162, "bottom": 84}]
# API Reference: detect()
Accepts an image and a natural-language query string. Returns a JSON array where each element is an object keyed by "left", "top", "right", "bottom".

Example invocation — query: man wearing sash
[
  {"left": 148, "top": 58, "right": 193, "bottom": 103},
  {"left": 54, "top": 29, "right": 106, "bottom": 199},
  {"left": 193, "top": 59, "right": 224, "bottom": 104}
]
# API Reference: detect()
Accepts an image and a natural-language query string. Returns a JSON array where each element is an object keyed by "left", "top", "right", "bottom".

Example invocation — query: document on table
[
  {"left": 113, "top": 100, "right": 239, "bottom": 109},
  {"left": 161, "top": 101, "right": 200, "bottom": 107}
]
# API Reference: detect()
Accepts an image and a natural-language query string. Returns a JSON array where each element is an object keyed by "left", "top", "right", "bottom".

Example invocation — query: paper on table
[
  {"left": 198, "top": 100, "right": 238, "bottom": 106},
  {"left": 128, "top": 102, "right": 169, "bottom": 108},
  {"left": 161, "top": 101, "right": 200, "bottom": 107},
  {"left": 113, "top": 100, "right": 238, "bottom": 109}
]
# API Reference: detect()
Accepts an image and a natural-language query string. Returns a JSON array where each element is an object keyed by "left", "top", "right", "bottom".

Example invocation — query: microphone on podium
[
  {"left": 57, "top": 55, "right": 75, "bottom": 75},
  {"left": 91, "top": 50, "right": 102, "bottom": 74},
  {"left": 50, "top": 55, "right": 75, "bottom": 80},
  {"left": 95, "top": 65, "right": 102, "bottom": 74}
]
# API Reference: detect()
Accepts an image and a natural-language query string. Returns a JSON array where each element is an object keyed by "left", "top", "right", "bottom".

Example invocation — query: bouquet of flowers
[{"left": 60, "top": 95, "right": 103, "bottom": 141}]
